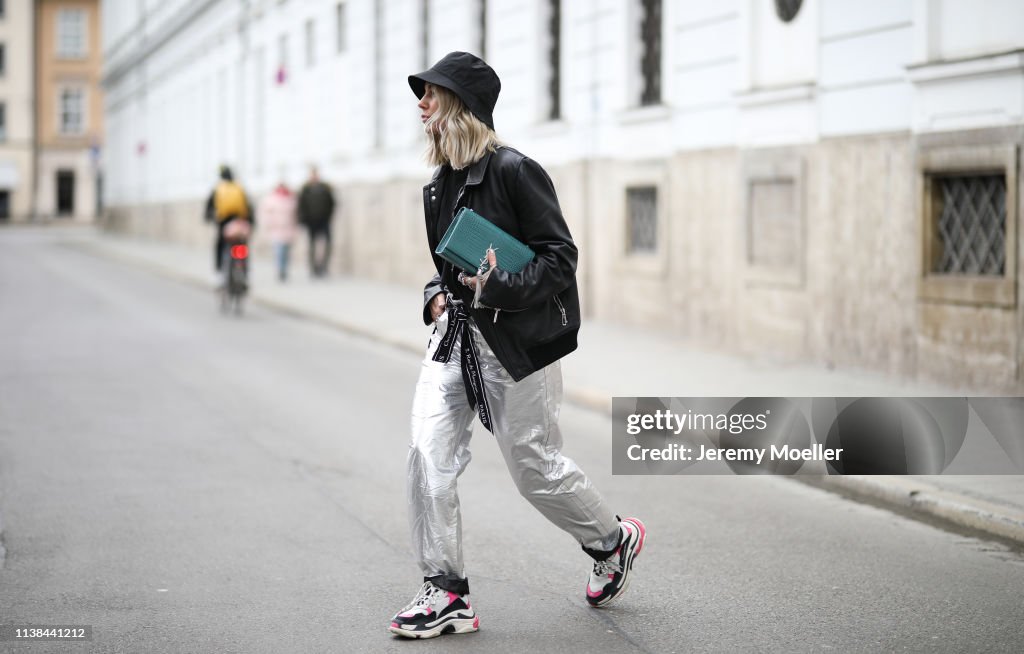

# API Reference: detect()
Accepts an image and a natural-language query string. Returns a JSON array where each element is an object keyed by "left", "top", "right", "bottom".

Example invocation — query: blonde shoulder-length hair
[{"left": 423, "top": 83, "right": 502, "bottom": 169}]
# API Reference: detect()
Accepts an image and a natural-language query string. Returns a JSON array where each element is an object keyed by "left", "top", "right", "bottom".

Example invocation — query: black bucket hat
[{"left": 409, "top": 51, "right": 501, "bottom": 130}]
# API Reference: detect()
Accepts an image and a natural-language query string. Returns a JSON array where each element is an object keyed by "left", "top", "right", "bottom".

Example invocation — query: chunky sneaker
[
  {"left": 585, "top": 517, "right": 646, "bottom": 607},
  {"left": 389, "top": 581, "right": 479, "bottom": 639}
]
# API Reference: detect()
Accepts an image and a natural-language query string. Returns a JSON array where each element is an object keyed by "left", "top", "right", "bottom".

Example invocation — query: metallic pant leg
[
  {"left": 469, "top": 322, "right": 621, "bottom": 552},
  {"left": 408, "top": 313, "right": 476, "bottom": 581}
]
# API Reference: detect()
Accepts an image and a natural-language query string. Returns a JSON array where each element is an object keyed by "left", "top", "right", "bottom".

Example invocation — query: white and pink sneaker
[
  {"left": 585, "top": 517, "right": 646, "bottom": 607},
  {"left": 389, "top": 581, "right": 479, "bottom": 639}
]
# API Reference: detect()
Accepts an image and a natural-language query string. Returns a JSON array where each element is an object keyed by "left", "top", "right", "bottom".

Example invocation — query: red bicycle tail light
[{"left": 230, "top": 244, "right": 249, "bottom": 260}]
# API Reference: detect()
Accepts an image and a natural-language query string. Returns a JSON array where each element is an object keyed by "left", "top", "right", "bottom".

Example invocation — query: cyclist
[{"left": 204, "top": 165, "right": 254, "bottom": 287}]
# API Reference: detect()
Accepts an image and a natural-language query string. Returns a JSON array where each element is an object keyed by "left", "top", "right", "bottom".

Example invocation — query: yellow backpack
[{"left": 214, "top": 181, "right": 249, "bottom": 220}]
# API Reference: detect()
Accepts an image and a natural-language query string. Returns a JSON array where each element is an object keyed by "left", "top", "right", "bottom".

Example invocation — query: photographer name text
[{"left": 625, "top": 443, "right": 843, "bottom": 464}]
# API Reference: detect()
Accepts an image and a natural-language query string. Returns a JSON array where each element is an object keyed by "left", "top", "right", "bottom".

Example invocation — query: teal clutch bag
[{"left": 435, "top": 207, "right": 535, "bottom": 274}]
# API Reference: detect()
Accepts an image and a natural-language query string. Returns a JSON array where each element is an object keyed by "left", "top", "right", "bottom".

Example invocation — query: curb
[{"left": 798, "top": 475, "right": 1024, "bottom": 546}]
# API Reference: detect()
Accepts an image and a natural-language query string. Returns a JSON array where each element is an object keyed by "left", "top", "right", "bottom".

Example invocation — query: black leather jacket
[{"left": 420, "top": 146, "right": 581, "bottom": 382}]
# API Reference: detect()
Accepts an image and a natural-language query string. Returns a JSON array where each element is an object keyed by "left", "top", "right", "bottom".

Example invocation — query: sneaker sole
[
  {"left": 590, "top": 517, "right": 646, "bottom": 608},
  {"left": 388, "top": 616, "right": 479, "bottom": 639}
]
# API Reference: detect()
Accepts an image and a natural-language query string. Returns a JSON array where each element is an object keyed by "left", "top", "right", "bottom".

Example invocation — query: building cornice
[{"left": 907, "top": 49, "right": 1024, "bottom": 84}]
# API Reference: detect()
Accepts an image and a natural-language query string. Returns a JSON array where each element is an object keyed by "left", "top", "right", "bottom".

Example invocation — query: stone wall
[{"left": 103, "top": 129, "right": 1024, "bottom": 392}]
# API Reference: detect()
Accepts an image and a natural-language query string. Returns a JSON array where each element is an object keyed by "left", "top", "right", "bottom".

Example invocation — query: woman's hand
[
  {"left": 461, "top": 249, "right": 497, "bottom": 291},
  {"left": 429, "top": 292, "right": 447, "bottom": 322}
]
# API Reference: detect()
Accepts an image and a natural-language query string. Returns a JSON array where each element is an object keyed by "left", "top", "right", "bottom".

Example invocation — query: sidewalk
[{"left": 68, "top": 228, "right": 1024, "bottom": 546}]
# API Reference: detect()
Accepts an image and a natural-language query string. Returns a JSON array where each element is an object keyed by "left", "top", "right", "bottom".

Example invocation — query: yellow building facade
[{"left": 35, "top": 0, "right": 103, "bottom": 220}]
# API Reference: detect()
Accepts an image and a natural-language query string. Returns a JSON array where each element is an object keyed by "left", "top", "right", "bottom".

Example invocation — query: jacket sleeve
[
  {"left": 422, "top": 274, "right": 446, "bottom": 325},
  {"left": 477, "top": 157, "right": 577, "bottom": 310}
]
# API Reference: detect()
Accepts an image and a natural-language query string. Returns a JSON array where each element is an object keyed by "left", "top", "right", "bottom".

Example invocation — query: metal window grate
[
  {"left": 627, "top": 187, "right": 658, "bottom": 253},
  {"left": 933, "top": 174, "right": 1006, "bottom": 276}
]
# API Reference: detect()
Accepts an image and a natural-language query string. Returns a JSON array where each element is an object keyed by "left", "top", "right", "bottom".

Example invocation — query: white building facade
[{"left": 102, "top": 0, "right": 1024, "bottom": 391}]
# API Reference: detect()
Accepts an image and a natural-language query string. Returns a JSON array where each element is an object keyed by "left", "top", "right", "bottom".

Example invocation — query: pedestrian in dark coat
[{"left": 297, "top": 166, "right": 336, "bottom": 277}]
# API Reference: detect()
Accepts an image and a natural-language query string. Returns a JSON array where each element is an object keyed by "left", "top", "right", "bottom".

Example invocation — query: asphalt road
[{"left": 1, "top": 228, "right": 1023, "bottom": 653}]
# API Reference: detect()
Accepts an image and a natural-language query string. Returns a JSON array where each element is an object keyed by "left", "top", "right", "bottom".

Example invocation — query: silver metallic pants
[{"left": 407, "top": 310, "right": 620, "bottom": 588}]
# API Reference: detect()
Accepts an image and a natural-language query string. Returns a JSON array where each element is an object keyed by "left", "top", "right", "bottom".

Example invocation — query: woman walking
[
  {"left": 257, "top": 181, "right": 298, "bottom": 282},
  {"left": 389, "top": 52, "right": 645, "bottom": 640}
]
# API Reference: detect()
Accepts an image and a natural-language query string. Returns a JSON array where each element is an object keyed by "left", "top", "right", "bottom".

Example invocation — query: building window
[
  {"left": 919, "top": 145, "right": 1018, "bottom": 307},
  {"left": 254, "top": 46, "right": 266, "bottom": 170},
  {"left": 930, "top": 174, "right": 1006, "bottom": 276},
  {"left": 774, "top": 0, "right": 803, "bottom": 23},
  {"left": 373, "top": 0, "right": 383, "bottom": 147},
  {"left": 0, "top": 191, "right": 9, "bottom": 221},
  {"left": 0, "top": 102, "right": 5, "bottom": 141},
  {"left": 420, "top": 0, "right": 429, "bottom": 69},
  {"left": 305, "top": 19, "right": 315, "bottom": 68},
  {"left": 0, "top": 0, "right": 6, "bottom": 20},
  {"left": 627, "top": 187, "right": 658, "bottom": 253},
  {"left": 276, "top": 34, "right": 288, "bottom": 84},
  {"left": 0, "top": 43, "right": 5, "bottom": 76},
  {"left": 336, "top": 2, "right": 347, "bottom": 54},
  {"left": 544, "top": 0, "right": 561, "bottom": 121},
  {"left": 638, "top": 0, "right": 661, "bottom": 106},
  {"left": 742, "top": 156, "right": 805, "bottom": 287},
  {"left": 478, "top": 0, "right": 487, "bottom": 59},
  {"left": 748, "top": 180, "right": 800, "bottom": 271},
  {"left": 59, "top": 88, "right": 85, "bottom": 136},
  {"left": 57, "top": 9, "right": 87, "bottom": 58}
]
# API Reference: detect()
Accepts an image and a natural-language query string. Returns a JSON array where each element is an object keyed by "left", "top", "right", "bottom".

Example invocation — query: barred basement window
[
  {"left": 918, "top": 144, "right": 1018, "bottom": 308},
  {"left": 638, "top": 0, "right": 661, "bottom": 106},
  {"left": 930, "top": 174, "right": 1006, "bottom": 276},
  {"left": 627, "top": 187, "right": 658, "bottom": 253}
]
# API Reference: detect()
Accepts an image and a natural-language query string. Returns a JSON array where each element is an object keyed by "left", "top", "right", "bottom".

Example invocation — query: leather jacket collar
[{"left": 427, "top": 147, "right": 498, "bottom": 189}]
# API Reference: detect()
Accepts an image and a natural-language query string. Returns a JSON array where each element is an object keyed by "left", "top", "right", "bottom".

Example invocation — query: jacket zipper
[{"left": 553, "top": 295, "right": 568, "bottom": 326}]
